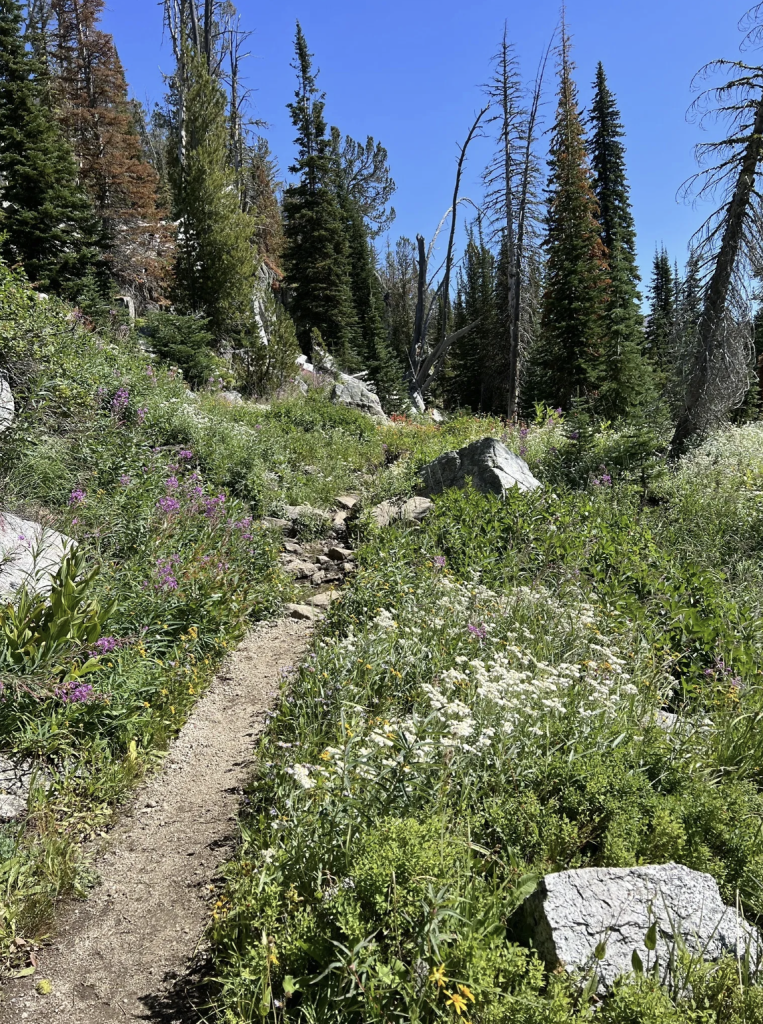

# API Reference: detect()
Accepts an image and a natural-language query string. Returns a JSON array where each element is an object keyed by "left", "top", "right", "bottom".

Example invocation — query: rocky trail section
[{"left": 1, "top": 617, "right": 313, "bottom": 1024}]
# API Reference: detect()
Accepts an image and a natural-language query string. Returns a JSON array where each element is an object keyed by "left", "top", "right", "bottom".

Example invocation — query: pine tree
[
  {"left": 169, "top": 43, "right": 257, "bottom": 339},
  {"left": 527, "top": 23, "right": 608, "bottom": 411},
  {"left": 49, "top": 0, "right": 170, "bottom": 303},
  {"left": 342, "top": 196, "right": 405, "bottom": 407},
  {"left": 0, "top": 0, "right": 101, "bottom": 295},
  {"left": 282, "top": 24, "right": 358, "bottom": 360},
  {"left": 587, "top": 61, "right": 653, "bottom": 417},
  {"left": 381, "top": 236, "right": 419, "bottom": 369},
  {"left": 589, "top": 63, "right": 638, "bottom": 274},
  {"left": 446, "top": 225, "right": 498, "bottom": 411},
  {"left": 644, "top": 247, "right": 676, "bottom": 368}
]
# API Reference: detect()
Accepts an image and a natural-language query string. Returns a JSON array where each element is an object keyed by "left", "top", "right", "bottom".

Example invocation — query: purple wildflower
[
  {"left": 468, "top": 623, "right": 488, "bottom": 640},
  {"left": 157, "top": 495, "right": 181, "bottom": 514},
  {"left": 69, "top": 488, "right": 86, "bottom": 505},
  {"left": 137, "top": 408, "right": 147, "bottom": 425},
  {"left": 119, "top": 474, "right": 131, "bottom": 486},
  {"left": 433, "top": 555, "right": 447, "bottom": 569},
  {"left": 178, "top": 450, "right": 193, "bottom": 460},
  {"left": 111, "top": 387, "right": 129, "bottom": 415},
  {"left": 165, "top": 476, "right": 179, "bottom": 490},
  {"left": 57, "top": 682, "right": 95, "bottom": 703}
]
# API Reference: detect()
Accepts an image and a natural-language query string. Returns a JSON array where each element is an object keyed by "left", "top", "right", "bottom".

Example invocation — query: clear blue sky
[{"left": 102, "top": 0, "right": 748, "bottom": 286}]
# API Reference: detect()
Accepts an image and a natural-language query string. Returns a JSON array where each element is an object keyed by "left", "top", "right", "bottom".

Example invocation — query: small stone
[
  {"left": 400, "top": 497, "right": 433, "bottom": 522},
  {"left": 371, "top": 500, "right": 398, "bottom": 528},
  {"left": 281, "top": 559, "right": 319, "bottom": 580},
  {"left": 327, "top": 546, "right": 352, "bottom": 562},
  {"left": 335, "top": 495, "right": 360, "bottom": 510},
  {"left": 0, "top": 376, "right": 14, "bottom": 434},
  {"left": 316, "top": 556, "right": 331, "bottom": 566},
  {"left": 309, "top": 590, "right": 340, "bottom": 608},
  {"left": 284, "top": 603, "right": 320, "bottom": 621},
  {"left": 283, "top": 542, "right": 304, "bottom": 555},
  {"left": 0, "top": 794, "right": 27, "bottom": 821},
  {"left": 261, "top": 517, "right": 290, "bottom": 532}
]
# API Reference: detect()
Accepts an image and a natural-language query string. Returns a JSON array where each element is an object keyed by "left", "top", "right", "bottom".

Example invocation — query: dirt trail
[{"left": 1, "top": 617, "right": 312, "bottom": 1024}]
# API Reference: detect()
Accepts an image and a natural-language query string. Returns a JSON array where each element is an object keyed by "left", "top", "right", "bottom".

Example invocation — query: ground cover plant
[
  {"left": 0, "top": 262, "right": 387, "bottom": 964},
  {"left": 210, "top": 419, "right": 763, "bottom": 1023}
]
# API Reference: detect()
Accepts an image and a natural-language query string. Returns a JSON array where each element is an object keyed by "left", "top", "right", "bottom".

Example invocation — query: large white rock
[
  {"left": 0, "top": 513, "right": 74, "bottom": 598},
  {"left": 418, "top": 437, "right": 540, "bottom": 498},
  {"left": 516, "top": 864, "right": 760, "bottom": 990},
  {"left": 0, "top": 376, "right": 14, "bottom": 433},
  {"left": 332, "top": 375, "right": 389, "bottom": 423}
]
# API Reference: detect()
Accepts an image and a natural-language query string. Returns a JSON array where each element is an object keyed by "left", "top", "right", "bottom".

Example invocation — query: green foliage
[
  {"left": 282, "top": 24, "right": 359, "bottom": 360},
  {"left": 235, "top": 293, "right": 301, "bottom": 399},
  {"left": 0, "top": 0, "right": 103, "bottom": 296},
  {"left": 169, "top": 45, "right": 258, "bottom": 340},
  {"left": 141, "top": 311, "right": 220, "bottom": 388}
]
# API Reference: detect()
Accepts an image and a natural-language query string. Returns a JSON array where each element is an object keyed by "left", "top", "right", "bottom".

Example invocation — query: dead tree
[
  {"left": 670, "top": 5, "right": 763, "bottom": 456},
  {"left": 483, "top": 28, "right": 550, "bottom": 421},
  {"left": 408, "top": 107, "right": 488, "bottom": 407}
]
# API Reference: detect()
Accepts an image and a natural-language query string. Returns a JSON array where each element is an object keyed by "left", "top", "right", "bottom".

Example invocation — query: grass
[
  {"left": 208, "top": 419, "right": 763, "bottom": 1023},
  {"left": 3, "top": 258, "right": 763, "bottom": 1021}
]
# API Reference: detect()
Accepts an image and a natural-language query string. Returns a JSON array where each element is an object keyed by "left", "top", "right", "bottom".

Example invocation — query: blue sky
[{"left": 102, "top": 0, "right": 748, "bottom": 286}]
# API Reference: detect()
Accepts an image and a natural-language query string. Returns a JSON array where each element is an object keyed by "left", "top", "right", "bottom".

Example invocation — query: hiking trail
[{"left": 1, "top": 617, "right": 312, "bottom": 1024}]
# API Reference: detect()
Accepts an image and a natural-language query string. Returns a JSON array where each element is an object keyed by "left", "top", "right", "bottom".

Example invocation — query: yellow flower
[
  {"left": 268, "top": 951, "right": 279, "bottom": 965},
  {"left": 446, "top": 992, "right": 468, "bottom": 1015},
  {"left": 429, "top": 964, "right": 448, "bottom": 988},
  {"left": 457, "top": 985, "right": 475, "bottom": 1004}
]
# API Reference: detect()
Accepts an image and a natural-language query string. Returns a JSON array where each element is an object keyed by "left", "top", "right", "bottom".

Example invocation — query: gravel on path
[{"left": 1, "top": 617, "right": 312, "bottom": 1024}]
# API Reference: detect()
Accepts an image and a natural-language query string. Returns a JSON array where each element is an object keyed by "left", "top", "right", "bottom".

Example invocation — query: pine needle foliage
[
  {"left": 282, "top": 23, "right": 358, "bottom": 361},
  {"left": 0, "top": 0, "right": 102, "bottom": 296},
  {"left": 169, "top": 44, "right": 258, "bottom": 341},
  {"left": 529, "top": 24, "right": 608, "bottom": 411}
]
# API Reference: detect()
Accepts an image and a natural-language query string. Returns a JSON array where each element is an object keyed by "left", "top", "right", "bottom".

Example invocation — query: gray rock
[
  {"left": 0, "top": 755, "right": 45, "bottom": 799},
  {"left": 309, "top": 590, "right": 340, "bottom": 608},
  {"left": 280, "top": 558, "right": 319, "bottom": 580},
  {"left": 516, "top": 864, "right": 760, "bottom": 990},
  {"left": 371, "top": 496, "right": 433, "bottom": 528},
  {"left": 335, "top": 495, "right": 360, "bottom": 511},
  {"left": 115, "top": 295, "right": 136, "bottom": 320},
  {"left": 284, "top": 603, "right": 321, "bottom": 621},
  {"left": 0, "top": 513, "right": 75, "bottom": 598},
  {"left": 0, "top": 376, "right": 14, "bottom": 433},
  {"left": 400, "top": 497, "right": 434, "bottom": 522},
  {"left": 0, "top": 794, "right": 27, "bottom": 821},
  {"left": 261, "top": 517, "right": 291, "bottom": 533},
  {"left": 331, "top": 376, "right": 389, "bottom": 422},
  {"left": 418, "top": 437, "right": 541, "bottom": 499},
  {"left": 327, "top": 546, "right": 352, "bottom": 562}
]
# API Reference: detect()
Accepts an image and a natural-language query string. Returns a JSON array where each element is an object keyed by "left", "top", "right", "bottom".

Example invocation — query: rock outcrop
[
  {"left": 331, "top": 376, "right": 388, "bottom": 422},
  {"left": 418, "top": 437, "right": 540, "bottom": 498},
  {"left": 0, "top": 376, "right": 14, "bottom": 433},
  {"left": 515, "top": 863, "right": 760, "bottom": 990},
  {"left": 0, "top": 513, "right": 74, "bottom": 598},
  {"left": 371, "top": 497, "right": 434, "bottom": 528}
]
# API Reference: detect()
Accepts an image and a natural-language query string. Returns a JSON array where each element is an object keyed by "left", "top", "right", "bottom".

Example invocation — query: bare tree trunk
[
  {"left": 204, "top": 0, "right": 212, "bottom": 69},
  {"left": 670, "top": 96, "right": 763, "bottom": 456}
]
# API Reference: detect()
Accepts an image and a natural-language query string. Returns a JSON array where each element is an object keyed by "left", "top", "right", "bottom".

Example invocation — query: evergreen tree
[
  {"left": 282, "top": 24, "right": 358, "bottom": 360},
  {"left": 342, "top": 196, "right": 405, "bottom": 407},
  {"left": 381, "top": 236, "right": 419, "bottom": 369},
  {"left": 589, "top": 63, "right": 638, "bottom": 275},
  {"left": 527, "top": 24, "right": 608, "bottom": 410},
  {"left": 446, "top": 225, "right": 498, "bottom": 411},
  {"left": 644, "top": 247, "right": 676, "bottom": 368},
  {"left": 49, "top": 0, "right": 170, "bottom": 303},
  {"left": 169, "top": 43, "right": 257, "bottom": 340},
  {"left": 0, "top": 0, "right": 101, "bottom": 295},
  {"left": 587, "top": 61, "right": 653, "bottom": 417}
]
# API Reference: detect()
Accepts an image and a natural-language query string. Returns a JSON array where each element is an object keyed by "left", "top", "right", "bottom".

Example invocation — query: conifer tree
[
  {"left": 528, "top": 23, "right": 608, "bottom": 410},
  {"left": 644, "top": 247, "right": 676, "bottom": 368},
  {"left": 282, "top": 24, "right": 358, "bottom": 359},
  {"left": 49, "top": 0, "right": 170, "bottom": 302},
  {"left": 169, "top": 43, "right": 257, "bottom": 339},
  {"left": 589, "top": 63, "right": 638, "bottom": 275},
  {"left": 447, "top": 225, "right": 498, "bottom": 411},
  {"left": 587, "top": 61, "right": 653, "bottom": 418},
  {"left": 0, "top": 0, "right": 101, "bottom": 295}
]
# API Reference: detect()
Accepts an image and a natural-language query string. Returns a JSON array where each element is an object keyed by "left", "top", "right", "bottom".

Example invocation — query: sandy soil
[{"left": 1, "top": 617, "right": 312, "bottom": 1024}]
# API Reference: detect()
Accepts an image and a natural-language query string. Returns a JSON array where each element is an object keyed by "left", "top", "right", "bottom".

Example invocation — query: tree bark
[{"left": 670, "top": 96, "right": 763, "bottom": 456}]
